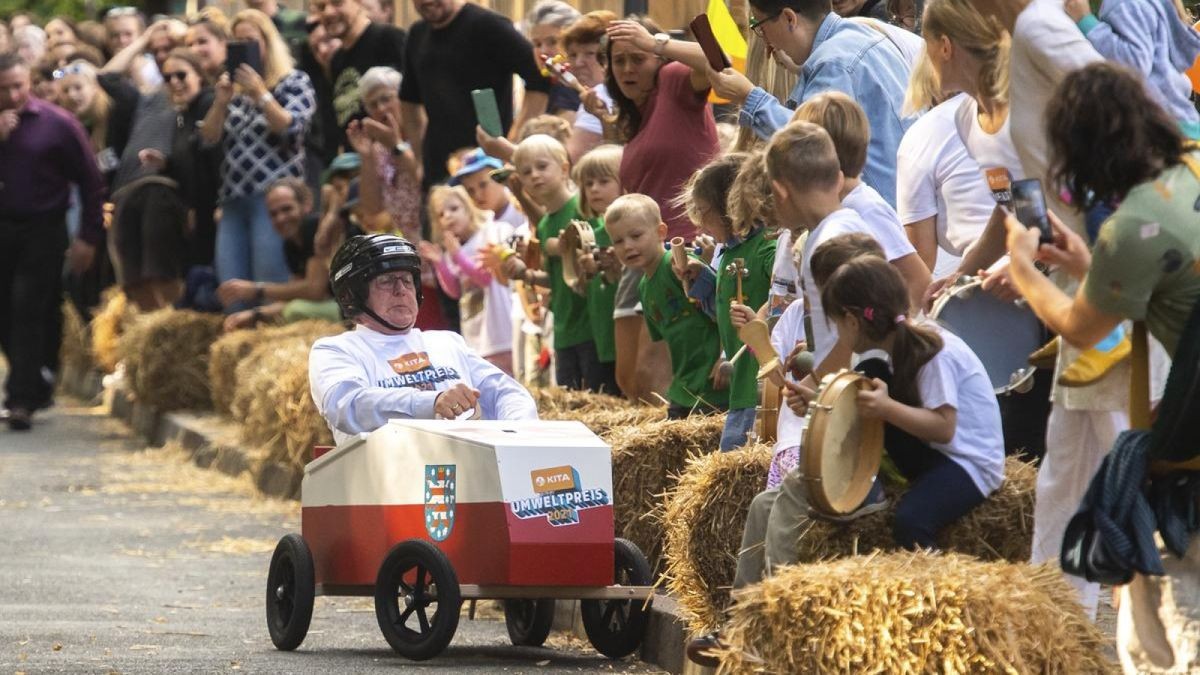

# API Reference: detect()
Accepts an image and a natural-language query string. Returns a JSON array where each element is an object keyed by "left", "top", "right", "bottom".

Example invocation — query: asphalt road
[{"left": 0, "top": 402, "right": 662, "bottom": 674}]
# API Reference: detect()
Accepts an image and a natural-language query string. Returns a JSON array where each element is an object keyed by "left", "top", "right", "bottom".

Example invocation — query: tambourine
[
  {"left": 800, "top": 370, "right": 884, "bottom": 516},
  {"left": 560, "top": 220, "right": 596, "bottom": 295}
]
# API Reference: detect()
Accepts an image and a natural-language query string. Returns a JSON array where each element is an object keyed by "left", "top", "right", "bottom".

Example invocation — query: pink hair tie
[
  {"left": 863, "top": 307, "right": 875, "bottom": 321},
  {"left": 895, "top": 314, "right": 907, "bottom": 324}
]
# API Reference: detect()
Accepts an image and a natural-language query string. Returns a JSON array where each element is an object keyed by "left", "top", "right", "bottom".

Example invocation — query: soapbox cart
[{"left": 264, "top": 419, "right": 654, "bottom": 661}]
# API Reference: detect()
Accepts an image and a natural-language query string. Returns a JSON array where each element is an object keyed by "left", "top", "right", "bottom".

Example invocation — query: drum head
[
  {"left": 932, "top": 280, "right": 1044, "bottom": 394},
  {"left": 802, "top": 372, "right": 884, "bottom": 515}
]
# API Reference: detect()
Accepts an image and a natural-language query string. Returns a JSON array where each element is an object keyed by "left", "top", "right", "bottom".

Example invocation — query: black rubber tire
[
  {"left": 266, "top": 533, "right": 316, "bottom": 651},
  {"left": 580, "top": 538, "right": 653, "bottom": 659},
  {"left": 504, "top": 599, "right": 556, "bottom": 647},
  {"left": 374, "top": 539, "right": 462, "bottom": 661}
]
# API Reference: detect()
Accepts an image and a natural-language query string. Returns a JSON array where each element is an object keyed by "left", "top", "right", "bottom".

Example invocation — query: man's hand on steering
[{"left": 434, "top": 383, "right": 480, "bottom": 419}]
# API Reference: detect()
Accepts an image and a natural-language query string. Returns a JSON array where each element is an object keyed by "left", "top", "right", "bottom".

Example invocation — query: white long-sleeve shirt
[{"left": 310, "top": 325, "right": 538, "bottom": 445}]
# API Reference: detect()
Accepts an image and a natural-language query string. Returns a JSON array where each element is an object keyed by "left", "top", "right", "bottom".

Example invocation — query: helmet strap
[{"left": 361, "top": 305, "right": 413, "bottom": 333}]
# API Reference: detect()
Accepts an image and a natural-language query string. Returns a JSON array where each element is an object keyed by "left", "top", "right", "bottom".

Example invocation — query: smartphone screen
[
  {"left": 226, "top": 40, "right": 263, "bottom": 76},
  {"left": 471, "top": 88, "right": 503, "bottom": 138},
  {"left": 1010, "top": 178, "right": 1053, "bottom": 244}
]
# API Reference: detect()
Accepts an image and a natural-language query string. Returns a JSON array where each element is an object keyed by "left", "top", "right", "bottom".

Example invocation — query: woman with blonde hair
[
  {"left": 417, "top": 185, "right": 516, "bottom": 373},
  {"left": 200, "top": 8, "right": 316, "bottom": 312},
  {"left": 896, "top": 51, "right": 995, "bottom": 279},
  {"left": 184, "top": 10, "right": 229, "bottom": 83}
]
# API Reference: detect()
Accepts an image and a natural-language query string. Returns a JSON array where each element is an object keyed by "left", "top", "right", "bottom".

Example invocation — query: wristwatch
[{"left": 652, "top": 32, "right": 671, "bottom": 56}]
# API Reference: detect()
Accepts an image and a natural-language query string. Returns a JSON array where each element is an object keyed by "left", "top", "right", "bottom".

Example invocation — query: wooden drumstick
[
  {"left": 737, "top": 318, "right": 786, "bottom": 387},
  {"left": 670, "top": 237, "right": 692, "bottom": 298}
]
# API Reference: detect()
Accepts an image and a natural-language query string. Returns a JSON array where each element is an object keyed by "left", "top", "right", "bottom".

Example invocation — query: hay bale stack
[
  {"left": 661, "top": 444, "right": 772, "bottom": 635},
  {"left": 118, "top": 309, "right": 224, "bottom": 411},
  {"left": 606, "top": 414, "right": 727, "bottom": 570},
  {"left": 229, "top": 336, "right": 332, "bottom": 469},
  {"left": 533, "top": 386, "right": 665, "bottom": 439},
  {"left": 91, "top": 290, "right": 137, "bottom": 373},
  {"left": 60, "top": 300, "right": 94, "bottom": 374},
  {"left": 794, "top": 455, "right": 1037, "bottom": 563},
  {"left": 715, "top": 552, "right": 1115, "bottom": 674},
  {"left": 533, "top": 387, "right": 630, "bottom": 415},
  {"left": 208, "top": 320, "right": 344, "bottom": 415}
]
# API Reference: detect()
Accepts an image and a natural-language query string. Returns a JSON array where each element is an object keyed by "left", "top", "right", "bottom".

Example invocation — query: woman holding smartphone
[
  {"left": 1006, "top": 62, "right": 1200, "bottom": 675},
  {"left": 200, "top": 8, "right": 316, "bottom": 312}
]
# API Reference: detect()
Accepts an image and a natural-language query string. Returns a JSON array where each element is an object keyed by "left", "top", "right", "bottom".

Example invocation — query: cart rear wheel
[
  {"left": 581, "top": 538, "right": 652, "bottom": 659},
  {"left": 374, "top": 539, "right": 462, "bottom": 661},
  {"left": 504, "top": 599, "right": 556, "bottom": 647},
  {"left": 266, "top": 533, "right": 315, "bottom": 651}
]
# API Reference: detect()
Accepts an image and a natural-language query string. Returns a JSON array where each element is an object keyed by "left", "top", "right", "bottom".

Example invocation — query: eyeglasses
[
  {"left": 163, "top": 71, "right": 190, "bottom": 83},
  {"left": 748, "top": 10, "right": 783, "bottom": 37},
  {"left": 372, "top": 272, "right": 416, "bottom": 293}
]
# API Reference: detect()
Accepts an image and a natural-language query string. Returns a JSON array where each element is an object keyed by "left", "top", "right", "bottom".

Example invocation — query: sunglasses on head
[
  {"left": 105, "top": 6, "right": 139, "bottom": 18},
  {"left": 52, "top": 62, "right": 90, "bottom": 80}
]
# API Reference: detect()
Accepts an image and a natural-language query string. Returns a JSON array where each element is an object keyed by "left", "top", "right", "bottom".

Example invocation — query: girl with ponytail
[{"left": 817, "top": 254, "right": 1005, "bottom": 549}]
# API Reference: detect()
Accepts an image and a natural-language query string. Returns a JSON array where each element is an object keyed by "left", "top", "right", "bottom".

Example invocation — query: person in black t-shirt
[
  {"left": 219, "top": 178, "right": 345, "bottom": 330},
  {"left": 312, "top": 0, "right": 406, "bottom": 157},
  {"left": 399, "top": 0, "right": 551, "bottom": 189}
]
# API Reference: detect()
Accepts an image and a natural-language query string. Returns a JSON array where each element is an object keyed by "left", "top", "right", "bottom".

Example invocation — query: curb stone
[{"left": 66, "top": 368, "right": 703, "bottom": 674}]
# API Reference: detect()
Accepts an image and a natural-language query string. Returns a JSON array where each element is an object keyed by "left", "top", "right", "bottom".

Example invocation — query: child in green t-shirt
[
  {"left": 502, "top": 134, "right": 603, "bottom": 392},
  {"left": 677, "top": 154, "right": 777, "bottom": 451},
  {"left": 571, "top": 145, "right": 626, "bottom": 395},
  {"left": 606, "top": 194, "right": 729, "bottom": 417}
]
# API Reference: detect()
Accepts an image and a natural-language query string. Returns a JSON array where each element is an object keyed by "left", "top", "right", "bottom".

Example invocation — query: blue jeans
[
  {"left": 216, "top": 193, "right": 290, "bottom": 312},
  {"left": 720, "top": 407, "right": 757, "bottom": 451}
]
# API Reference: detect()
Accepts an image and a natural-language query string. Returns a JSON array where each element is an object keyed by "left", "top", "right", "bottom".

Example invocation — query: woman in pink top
[{"left": 605, "top": 17, "right": 720, "bottom": 242}]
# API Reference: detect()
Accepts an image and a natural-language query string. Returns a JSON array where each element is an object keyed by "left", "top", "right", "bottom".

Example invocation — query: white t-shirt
[
  {"left": 1010, "top": 0, "right": 1100, "bottom": 238},
  {"left": 448, "top": 222, "right": 515, "bottom": 357},
  {"left": 770, "top": 298, "right": 808, "bottom": 452},
  {"left": 955, "top": 96, "right": 1026, "bottom": 206},
  {"left": 841, "top": 182, "right": 919, "bottom": 262},
  {"left": 908, "top": 325, "right": 1005, "bottom": 496},
  {"left": 309, "top": 326, "right": 539, "bottom": 445},
  {"left": 768, "top": 228, "right": 798, "bottom": 322},
  {"left": 896, "top": 93, "right": 995, "bottom": 257},
  {"left": 573, "top": 83, "right": 613, "bottom": 135},
  {"left": 800, "top": 208, "right": 877, "bottom": 366}
]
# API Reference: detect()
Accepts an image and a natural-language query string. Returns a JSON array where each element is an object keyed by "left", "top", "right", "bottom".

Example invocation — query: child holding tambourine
[{"left": 800, "top": 254, "right": 1005, "bottom": 549}]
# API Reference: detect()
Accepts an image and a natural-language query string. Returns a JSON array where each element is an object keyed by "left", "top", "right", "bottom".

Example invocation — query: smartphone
[
  {"left": 489, "top": 167, "right": 514, "bottom": 183},
  {"left": 1010, "top": 178, "right": 1054, "bottom": 244},
  {"left": 226, "top": 40, "right": 263, "bottom": 76},
  {"left": 690, "top": 13, "right": 731, "bottom": 71},
  {"left": 471, "top": 88, "right": 503, "bottom": 138}
]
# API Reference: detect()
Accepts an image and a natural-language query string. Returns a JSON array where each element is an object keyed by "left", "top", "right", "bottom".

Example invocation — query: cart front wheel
[
  {"left": 266, "top": 533, "right": 315, "bottom": 651},
  {"left": 581, "top": 538, "right": 652, "bottom": 659},
  {"left": 374, "top": 539, "right": 462, "bottom": 661},
  {"left": 504, "top": 599, "right": 556, "bottom": 647}
]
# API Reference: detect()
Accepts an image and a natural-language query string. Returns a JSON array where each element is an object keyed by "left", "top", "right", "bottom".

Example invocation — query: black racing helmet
[{"left": 330, "top": 234, "right": 423, "bottom": 323}]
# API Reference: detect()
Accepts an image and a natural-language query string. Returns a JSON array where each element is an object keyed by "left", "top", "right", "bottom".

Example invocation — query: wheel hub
[{"left": 275, "top": 584, "right": 288, "bottom": 600}]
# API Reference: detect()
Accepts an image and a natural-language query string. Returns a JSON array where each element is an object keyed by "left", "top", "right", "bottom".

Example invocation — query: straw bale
[
  {"left": 118, "top": 309, "right": 224, "bottom": 411},
  {"left": 60, "top": 300, "right": 94, "bottom": 374},
  {"left": 715, "top": 551, "right": 1115, "bottom": 674},
  {"left": 794, "top": 455, "right": 1037, "bottom": 563},
  {"left": 533, "top": 387, "right": 631, "bottom": 415},
  {"left": 532, "top": 386, "right": 667, "bottom": 439},
  {"left": 91, "top": 290, "right": 137, "bottom": 373},
  {"left": 229, "top": 336, "right": 332, "bottom": 468},
  {"left": 662, "top": 455, "right": 1037, "bottom": 636},
  {"left": 661, "top": 444, "right": 772, "bottom": 634},
  {"left": 208, "top": 320, "right": 344, "bottom": 415},
  {"left": 606, "top": 414, "right": 727, "bottom": 570}
]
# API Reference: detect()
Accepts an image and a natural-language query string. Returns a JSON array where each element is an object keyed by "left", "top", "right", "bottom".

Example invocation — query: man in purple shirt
[{"left": 0, "top": 51, "right": 105, "bottom": 431}]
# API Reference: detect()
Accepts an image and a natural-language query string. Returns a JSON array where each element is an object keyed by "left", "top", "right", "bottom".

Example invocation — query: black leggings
[{"left": 856, "top": 357, "right": 987, "bottom": 549}]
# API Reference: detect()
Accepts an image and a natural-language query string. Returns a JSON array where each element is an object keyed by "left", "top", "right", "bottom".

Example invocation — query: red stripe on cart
[{"left": 303, "top": 503, "right": 614, "bottom": 588}]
